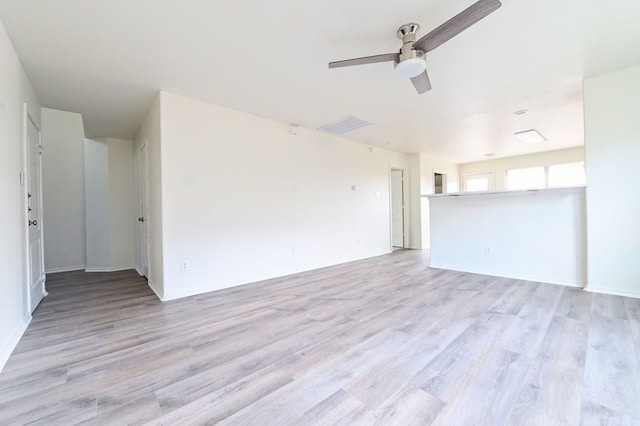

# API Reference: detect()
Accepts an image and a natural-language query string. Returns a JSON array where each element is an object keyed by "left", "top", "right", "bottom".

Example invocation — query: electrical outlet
[
  {"left": 181, "top": 261, "right": 189, "bottom": 271},
  {"left": 484, "top": 246, "right": 493, "bottom": 255}
]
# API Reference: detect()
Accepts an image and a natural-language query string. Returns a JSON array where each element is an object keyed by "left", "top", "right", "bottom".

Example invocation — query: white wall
[
  {"left": 84, "top": 139, "right": 110, "bottom": 270},
  {"left": 419, "top": 153, "right": 459, "bottom": 248},
  {"left": 390, "top": 170, "right": 403, "bottom": 247},
  {"left": 0, "top": 18, "right": 41, "bottom": 371},
  {"left": 134, "top": 95, "right": 163, "bottom": 297},
  {"left": 408, "top": 154, "right": 422, "bottom": 249},
  {"left": 459, "top": 147, "right": 585, "bottom": 191},
  {"left": 584, "top": 65, "right": 640, "bottom": 298},
  {"left": 40, "top": 108, "right": 86, "bottom": 272},
  {"left": 157, "top": 91, "right": 416, "bottom": 300},
  {"left": 429, "top": 187, "right": 587, "bottom": 286},
  {"left": 85, "top": 138, "right": 136, "bottom": 272},
  {"left": 107, "top": 138, "right": 135, "bottom": 270}
]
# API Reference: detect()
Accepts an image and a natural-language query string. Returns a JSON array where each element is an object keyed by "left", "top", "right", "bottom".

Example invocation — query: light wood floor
[{"left": 1, "top": 250, "right": 639, "bottom": 425}]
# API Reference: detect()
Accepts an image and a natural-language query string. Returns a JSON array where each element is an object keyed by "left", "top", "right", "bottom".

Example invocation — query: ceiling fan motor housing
[{"left": 395, "top": 23, "right": 426, "bottom": 78}]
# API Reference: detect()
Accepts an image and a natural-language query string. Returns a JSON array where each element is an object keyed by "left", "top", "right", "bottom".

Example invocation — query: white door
[
  {"left": 27, "top": 113, "right": 46, "bottom": 312},
  {"left": 390, "top": 170, "right": 404, "bottom": 248},
  {"left": 136, "top": 144, "right": 149, "bottom": 277}
]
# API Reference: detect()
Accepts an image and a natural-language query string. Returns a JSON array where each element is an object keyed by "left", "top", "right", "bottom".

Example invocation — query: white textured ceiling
[{"left": 1, "top": 0, "right": 639, "bottom": 163}]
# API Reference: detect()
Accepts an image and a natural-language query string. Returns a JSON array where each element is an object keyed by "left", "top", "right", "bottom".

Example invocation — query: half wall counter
[{"left": 424, "top": 186, "right": 586, "bottom": 287}]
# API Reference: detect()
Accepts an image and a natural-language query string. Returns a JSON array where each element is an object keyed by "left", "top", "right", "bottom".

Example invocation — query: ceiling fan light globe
[{"left": 394, "top": 58, "right": 426, "bottom": 78}]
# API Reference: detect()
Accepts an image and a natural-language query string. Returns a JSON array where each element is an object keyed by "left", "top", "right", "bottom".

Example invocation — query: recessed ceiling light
[
  {"left": 513, "top": 110, "right": 528, "bottom": 117},
  {"left": 514, "top": 129, "right": 546, "bottom": 144},
  {"left": 484, "top": 153, "right": 496, "bottom": 157}
]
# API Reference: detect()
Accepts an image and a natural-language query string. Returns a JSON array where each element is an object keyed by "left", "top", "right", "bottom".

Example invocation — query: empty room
[{"left": 0, "top": 0, "right": 639, "bottom": 424}]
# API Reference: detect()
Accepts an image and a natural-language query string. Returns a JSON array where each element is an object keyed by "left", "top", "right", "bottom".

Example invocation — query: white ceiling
[{"left": 1, "top": 0, "right": 639, "bottom": 163}]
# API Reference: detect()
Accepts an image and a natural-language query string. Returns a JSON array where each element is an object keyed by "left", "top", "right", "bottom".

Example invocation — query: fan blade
[
  {"left": 411, "top": 70, "right": 432, "bottom": 94},
  {"left": 329, "top": 53, "right": 399, "bottom": 69},
  {"left": 413, "top": 0, "right": 502, "bottom": 53}
]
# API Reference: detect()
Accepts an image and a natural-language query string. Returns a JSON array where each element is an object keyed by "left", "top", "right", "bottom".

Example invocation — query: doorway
[
  {"left": 25, "top": 108, "right": 46, "bottom": 312},
  {"left": 390, "top": 169, "right": 405, "bottom": 249},
  {"left": 434, "top": 171, "right": 447, "bottom": 194},
  {"left": 135, "top": 143, "right": 149, "bottom": 277}
]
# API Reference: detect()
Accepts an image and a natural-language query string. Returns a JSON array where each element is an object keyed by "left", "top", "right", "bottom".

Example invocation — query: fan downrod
[{"left": 396, "top": 23, "right": 424, "bottom": 62}]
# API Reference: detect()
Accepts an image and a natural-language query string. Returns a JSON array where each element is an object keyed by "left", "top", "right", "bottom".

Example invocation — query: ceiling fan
[{"left": 328, "top": 0, "right": 502, "bottom": 94}]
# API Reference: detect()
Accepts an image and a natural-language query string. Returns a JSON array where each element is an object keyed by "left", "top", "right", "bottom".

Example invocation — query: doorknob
[
  {"left": 29, "top": 219, "right": 37, "bottom": 227},
  {"left": 138, "top": 217, "right": 144, "bottom": 222}
]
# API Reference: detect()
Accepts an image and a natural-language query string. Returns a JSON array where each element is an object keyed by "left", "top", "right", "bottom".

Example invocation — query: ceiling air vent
[{"left": 317, "top": 115, "right": 372, "bottom": 135}]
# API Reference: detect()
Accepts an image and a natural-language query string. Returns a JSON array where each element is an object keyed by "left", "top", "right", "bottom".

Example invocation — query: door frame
[
  {"left": 389, "top": 166, "right": 410, "bottom": 250},
  {"left": 433, "top": 169, "right": 447, "bottom": 194},
  {"left": 22, "top": 104, "right": 47, "bottom": 314}
]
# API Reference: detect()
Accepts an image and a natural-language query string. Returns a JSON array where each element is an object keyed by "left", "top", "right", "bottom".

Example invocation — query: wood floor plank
[
  {"left": 276, "top": 319, "right": 396, "bottom": 380},
  {"left": 411, "top": 349, "right": 479, "bottom": 402},
  {"left": 591, "top": 293, "right": 629, "bottom": 319},
  {"left": 303, "top": 389, "right": 369, "bottom": 425},
  {"left": 78, "top": 395, "right": 162, "bottom": 426},
  {"left": 505, "top": 406, "right": 572, "bottom": 426},
  {"left": 507, "top": 316, "right": 588, "bottom": 425},
  {"left": 452, "top": 277, "right": 516, "bottom": 318},
  {"left": 147, "top": 366, "right": 293, "bottom": 425},
  {"left": 432, "top": 311, "right": 515, "bottom": 360},
  {"left": 410, "top": 316, "right": 533, "bottom": 424},
  {"left": 0, "top": 368, "right": 68, "bottom": 405},
  {"left": 154, "top": 315, "right": 353, "bottom": 411},
  {"left": 490, "top": 280, "right": 540, "bottom": 315},
  {"left": 367, "top": 385, "right": 445, "bottom": 425},
  {"left": 555, "top": 286, "right": 592, "bottom": 322},
  {"left": 217, "top": 328, "right": 412, "bottom": 424},
  {"left": 499, "top": 283, "right": 565, "bottom": 356},
  {"left": 426, "top": 347, "right": 532, "bottom": 425},
  {"left": 343, "top": 315, "right": 474, "bottom": 409},
  {"left": 624, "top": 297, "right": 640, "bottom": 365},
  {"left": 580, "top": 399, "right": 640, "bottom": 426},
  {"left": 1, "top": 251, "right": 639, "bottom": 424},
  {"left": 583, "top": 315, "right": 640, "bottom": 417},
  {"left": 0, "top": 393, "right": 98, "bottom": 425}
]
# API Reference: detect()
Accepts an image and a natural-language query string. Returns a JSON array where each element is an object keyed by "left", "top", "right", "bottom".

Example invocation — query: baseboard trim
[
  {"left": 584, "top": 286, "right": 640, "bottom": 299},
  {"left": 147, "top": 279, "right": 164, "bottom": 301},
  {"left": 0, "top": 316, "right": 32, "bottom": 373},
  {"left": 163, "top": 283, "right": 237, "bottom": 302},
  {"left": 85, "top": 266, "right": 136, "bottom": 273},
  {"left": 428, "top": 262, "right": 584, "bottom": 288},
  {"left": 45, "top": 265, "right": 86, "bottom": 274}
]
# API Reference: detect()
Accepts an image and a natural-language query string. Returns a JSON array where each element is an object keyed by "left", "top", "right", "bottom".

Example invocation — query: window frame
[{"left": 505, "top": 162, "right": 585, "bottom": 190}]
